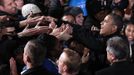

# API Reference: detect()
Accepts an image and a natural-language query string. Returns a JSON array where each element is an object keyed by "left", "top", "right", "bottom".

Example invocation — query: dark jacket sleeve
[{"left": 72, "top": 25, "right": 105, "bottom": 53}]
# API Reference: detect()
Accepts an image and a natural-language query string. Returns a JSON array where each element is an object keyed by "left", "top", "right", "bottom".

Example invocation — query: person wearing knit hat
[{"left": 69, "top": 7, "right": 84, "bottom": 26}]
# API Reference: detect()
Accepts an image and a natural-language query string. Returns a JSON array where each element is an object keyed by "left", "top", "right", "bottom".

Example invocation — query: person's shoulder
[
  {"left": 39, "top": 66, "right": 56, "bottom": 75},
  {"left": 95, "top": 67, "right": 112, "bottom": 75},
  {"left": 22, "top": 66, "right": 55, "bottom": 75}
]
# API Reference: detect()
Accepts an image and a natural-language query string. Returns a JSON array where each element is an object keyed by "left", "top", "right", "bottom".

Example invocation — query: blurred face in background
[
  {"left": 0, "top": 0, "right": 17, "bottom": 14},
  {"left": 75, "top": 13, "right": 84, "bottom": 26},
  {"left": 15, "top": 0, "right": 24, "bottom": 10},
  {"left": 57, "top": 52, "right": 67, "bottom": 74},
  {"left": 125, "top": 24, "right": 134, "bottom": 42}
]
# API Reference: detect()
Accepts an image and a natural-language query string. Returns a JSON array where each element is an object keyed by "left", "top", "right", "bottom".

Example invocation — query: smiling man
[
  {"left": 100, "top": 13, "right": 123, "bottom": 36},
  {"left": 72, "top": 13, "right": 124, "bottom": 71},
  {"left": 0, "top": 0, "right": 17, "bottom": 14}
]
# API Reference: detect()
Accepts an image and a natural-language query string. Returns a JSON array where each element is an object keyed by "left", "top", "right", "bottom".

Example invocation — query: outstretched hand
[{"left": 9, "top": 57, "right": 18, "bottom": 75}]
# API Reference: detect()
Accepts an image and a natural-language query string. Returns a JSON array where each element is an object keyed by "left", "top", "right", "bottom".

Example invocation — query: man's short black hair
[{"left": 109, "top": 13, "right": 123, "bottom": 33}]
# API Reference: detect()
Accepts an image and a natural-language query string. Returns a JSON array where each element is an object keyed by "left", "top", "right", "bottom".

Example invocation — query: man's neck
[{"left": 26, "top": 63, "right": 33, "bottom": 69}]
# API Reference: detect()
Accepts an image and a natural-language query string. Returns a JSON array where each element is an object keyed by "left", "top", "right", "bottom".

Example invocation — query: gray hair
[{"left": 106, "top": 36, "right": 129, "bottom": 60}]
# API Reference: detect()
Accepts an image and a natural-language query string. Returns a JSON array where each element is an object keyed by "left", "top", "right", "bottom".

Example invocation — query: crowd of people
[{"left": 0, "top": 0, "right": 134, "bottom": 75}]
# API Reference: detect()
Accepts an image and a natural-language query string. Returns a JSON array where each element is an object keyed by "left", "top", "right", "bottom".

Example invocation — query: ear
[
  {"left": 112, "top": 25, "right": 117, "bottom": 32},
  {"left": 25, "top": 55, "right": 31, "bottom": 63},
  {"left": 63, "top": 64, "right": 68, "bottom": 72},
  {"left": 110, "top": 53, "right": 116, "bottom": 61}
]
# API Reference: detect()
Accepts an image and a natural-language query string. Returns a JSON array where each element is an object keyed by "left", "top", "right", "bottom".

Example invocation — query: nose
[
  {"left": 128, "top": 32, "right": 133, "bottom": 36},
  {"left": 12, "top": 2, "right": 17, "bottom": 7}
]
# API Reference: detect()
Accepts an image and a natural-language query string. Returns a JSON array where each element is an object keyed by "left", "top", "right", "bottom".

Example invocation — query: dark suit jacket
[
  {"left": 21, "top": 66, "right": 54, "bottom": 75},
  {"left": 131, "top": 43, "right": 134, "bottom": 63},
  {"left": 95, "top": 61, "right": 134, "bottom": 75}
]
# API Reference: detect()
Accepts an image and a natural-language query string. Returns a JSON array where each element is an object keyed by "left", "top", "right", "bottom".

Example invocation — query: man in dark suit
[{"left": 96, "top": 36, "right": 134, "bottom": 75}]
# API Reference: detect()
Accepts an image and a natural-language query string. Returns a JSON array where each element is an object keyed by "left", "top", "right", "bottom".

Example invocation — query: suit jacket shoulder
[
  {"left": 22, "top": 66, "right": 54, "bottom": 75},
  {"left": 95, "top": 61, "right": 134, "bottom": 75}
]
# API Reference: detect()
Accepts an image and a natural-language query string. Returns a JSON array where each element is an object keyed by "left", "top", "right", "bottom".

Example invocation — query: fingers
[
  {"left": 9, "top": 57, "right": 18, "bottom": 75},
  {"left": 35, "top": 21, "right": 41, "bottom": 28},
  {"left": 45, "top": 16, "right": 57, "bottom": 22},
  {"left": 9, "top": 57, "right": 16, "bottom": 64},
  {"left": 5, "top": 27, "right": 15, "bottom": 33},
  {"left": 84, "top": 52, "right": 90, "bottom": 57},
  {"left": 91, "top": 25, "right": 100, "bottom": 31},
  {"left": 9, "top": 57, "right": 17, "bottom": 70},
  {"left": 62, "top": 25, "right": 69, "bottom": 34},
  {"left": 27, "top": 11, "right": 33, "bottom": 18},
  {"left": 49, "top": 20, "right": 57, "bottom": 29},
  {"left": 82, "top": 52, "right": 90, "bottom": 63},
  {"left": 0, "top": 15, "right": 10, "bottom": 22},
  {"left": 24, "top": 24, "right": 29, "bottom": 30}
]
